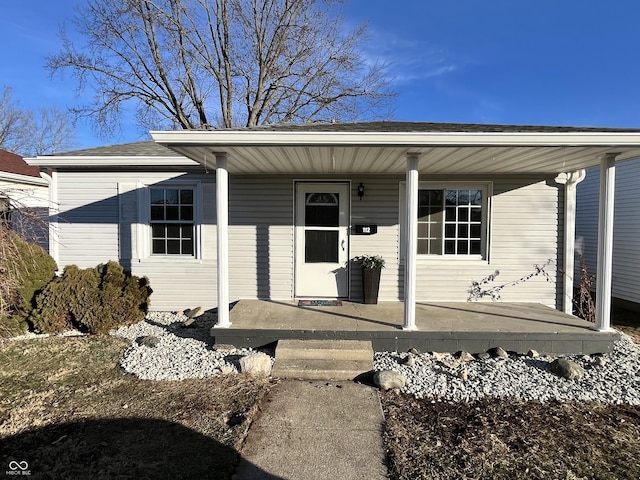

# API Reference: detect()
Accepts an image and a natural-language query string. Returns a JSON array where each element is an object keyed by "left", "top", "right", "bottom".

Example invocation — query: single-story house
[
  {"left": 27, "top": 122, "right": 640, "bottom": 338},
  {"left": 576, "top": 157, "right": 640, "bottom": 310},
  {"left": 0, "top": 149, "right": 50, "bottom": 251}
]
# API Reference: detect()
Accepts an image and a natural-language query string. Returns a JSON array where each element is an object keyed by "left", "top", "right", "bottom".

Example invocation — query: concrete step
[
  {"left": 275, "top": 339, "right": 373, "bottom": 361},
  {"left": 272, "top": 340, "right": 374, "bottom": 380},
  {"left": 272, "top": 359, "right": 373, "bottom": 380}
]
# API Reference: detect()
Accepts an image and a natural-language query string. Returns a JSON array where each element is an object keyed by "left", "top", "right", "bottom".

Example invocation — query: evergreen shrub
[
  {"left": 30, "top": 261, "right": 152, "bottom": 335},
  {"left": 0, "top": 229, "right": 57, "bottom": 336}
]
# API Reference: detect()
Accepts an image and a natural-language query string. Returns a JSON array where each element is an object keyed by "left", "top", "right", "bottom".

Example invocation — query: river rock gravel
[
  {"left": 373, "top": 333, "right": 640, "bottom": 405},
  {"left": 111, "top": 312, "right": 640, "bottom": 405},
  {"left": 112, "top": 311, "right": 273, "bottom": 381}
]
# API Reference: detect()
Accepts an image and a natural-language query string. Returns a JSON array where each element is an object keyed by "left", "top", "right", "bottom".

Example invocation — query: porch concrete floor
[{"left": 212, "top": 300, "right": 619, "bottom": 355}]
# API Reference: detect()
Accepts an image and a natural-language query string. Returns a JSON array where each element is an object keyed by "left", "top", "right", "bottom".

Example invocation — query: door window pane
[
  {"left": 305, "top": 193, "right": 339, "bottom": 227},
  {"left": 305, "top": 230, "right": 338, "bottom": 263}
]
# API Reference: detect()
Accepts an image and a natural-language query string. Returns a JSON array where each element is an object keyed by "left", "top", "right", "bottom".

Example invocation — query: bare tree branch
[
  {"left": 0, "top": 86, "right": 77, "bottom": 156},
  {"left": 46, "top": 0, "right": 394, "bottom": 133}
]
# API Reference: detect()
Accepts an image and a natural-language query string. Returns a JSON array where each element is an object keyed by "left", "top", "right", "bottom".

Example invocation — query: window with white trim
[
  {"left": 401, "top": 183, "right": 490, "bottom": 259},
  {"left": 150, "top": 188, "right": 195, "bottom": 255},
  {"left": 419, "top": 188, "right": 483, "bottom": 255}
]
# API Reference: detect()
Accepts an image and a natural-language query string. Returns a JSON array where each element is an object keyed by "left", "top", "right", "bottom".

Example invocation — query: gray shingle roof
[
  {"left": 44, "top": 121, "right": 640, "bottom": 158},
  {"left": 220, "top": 121, "right": 640, "bottom": 133},
  {"left": 48, "top": 140, "right": 177, "bottom": 157}
]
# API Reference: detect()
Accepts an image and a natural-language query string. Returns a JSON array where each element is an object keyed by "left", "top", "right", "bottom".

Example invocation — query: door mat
[{"left": 298, "top": 299, "right": 343, "bottom": 307}]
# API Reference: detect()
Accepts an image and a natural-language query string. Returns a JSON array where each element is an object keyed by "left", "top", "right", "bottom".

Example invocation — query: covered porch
[
  {"left": 152, "top": 122, "right": 640, "bottom": 337},
  {"left": 212, "top": 300, "right": 619, "bottom": 354}
]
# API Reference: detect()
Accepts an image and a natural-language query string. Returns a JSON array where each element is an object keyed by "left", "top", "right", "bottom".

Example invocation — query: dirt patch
[
  {"left": 0, "top": 335, "right": 270, "bottom": 479},
  {"left": 613, "top": 305, "right": 640, "bottom": 343},
  {"left": 382, "top": 395, "right": 640, "bottom": 480},
  {"left": 382, "top": 307, "right": 640, "bottom": 480}
]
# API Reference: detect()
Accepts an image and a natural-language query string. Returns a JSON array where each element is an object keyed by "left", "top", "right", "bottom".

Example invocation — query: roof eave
[
  {"left": 0, "top": 170, "right": 49, "bottom": 186},
  {"left": 25, "top": 155, "right": 199, "bottom": 168},
  {"left": 151, "top": 130, "right": 640, "bottom": 148}
]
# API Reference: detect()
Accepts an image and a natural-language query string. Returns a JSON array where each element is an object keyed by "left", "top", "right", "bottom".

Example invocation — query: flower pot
[{"left": 362, "top": 267, "right": 382, "bottom": 304}]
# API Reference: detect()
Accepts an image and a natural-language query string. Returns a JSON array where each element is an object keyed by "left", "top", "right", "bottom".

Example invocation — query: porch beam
[
  {"left": 214, "top": 153, "right": 231, "bottom": 328},
  {"left": 594, "top": 153, "right": 618, "bottom": 331},
  {"left": 562, "top": 169, "right": 586, "bottom": 314},
  {"left": 403, "top": 153, "right": 419, "bottom": 331}
]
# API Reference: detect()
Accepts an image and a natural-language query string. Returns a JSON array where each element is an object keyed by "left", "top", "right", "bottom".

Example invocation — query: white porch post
[
  {"left": 403, "top": 153, "right": 419, "bottom": 331},
  {"left": 562, "top": 170, "right": 586, "bottom": 314},
  {"left": 214, "top": 153, "right": 231, "bottom": 328},
  {"left": 595, "top": 154, "right": 617, "bottom": 331}
]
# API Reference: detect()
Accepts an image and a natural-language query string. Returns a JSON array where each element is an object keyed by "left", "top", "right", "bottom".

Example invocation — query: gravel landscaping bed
[
  {"left": 112, "top": 311, "right": 640, "bottom": 405},
  {"left": 112, "top": 311, "right": 274, "bottom": 380},
  {"left": 374, "top": 334, "right": 640, "bottom": 405}
]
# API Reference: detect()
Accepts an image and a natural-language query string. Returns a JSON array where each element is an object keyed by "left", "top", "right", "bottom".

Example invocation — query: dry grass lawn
[
  {"left": 2, "top": 305, "right": 639, "bottom": 479},
  {"left": 0, "top": 335, "right": 270, "bottom": 479}
]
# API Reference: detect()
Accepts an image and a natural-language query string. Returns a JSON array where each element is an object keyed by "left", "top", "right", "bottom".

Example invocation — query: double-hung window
[
  {"left": 150, "top": 188, "right": 195, "bottom": 255},
  {"left": 418, "top": 188, "right": 483, "bottom": 255},
  {"left": 402, "top": 183, "right": 490, "bottom": 259}
]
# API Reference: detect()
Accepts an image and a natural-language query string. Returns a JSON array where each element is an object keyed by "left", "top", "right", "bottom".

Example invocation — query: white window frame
[
  {"left": 399, "top": 181, "right": 492, "bottom": 262},
  {"left": 138, "top": 181, "right": 203, "bottom": 261}
]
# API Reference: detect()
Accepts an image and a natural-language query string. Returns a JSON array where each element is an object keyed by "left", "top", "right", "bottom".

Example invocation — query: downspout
[{"left": 559, "top": 169, "right": 586, "bottom": 315}]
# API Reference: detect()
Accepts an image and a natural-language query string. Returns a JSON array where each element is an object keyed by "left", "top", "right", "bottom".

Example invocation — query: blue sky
[{"left": 3, "top": 0, "right": 640, "bottom": 150}]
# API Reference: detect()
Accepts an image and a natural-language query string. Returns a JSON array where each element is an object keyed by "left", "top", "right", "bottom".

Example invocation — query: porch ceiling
[{"left": 151, "top": 127, "right": 640, "bottom": 175}]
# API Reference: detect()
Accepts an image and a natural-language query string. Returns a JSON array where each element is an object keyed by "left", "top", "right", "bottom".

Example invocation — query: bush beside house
[
  {"left": 29, "top": 261, "right": 152, "bottom": 335},
  {"left": 0, "top": 229, "right": 57, "bottom": 336}
]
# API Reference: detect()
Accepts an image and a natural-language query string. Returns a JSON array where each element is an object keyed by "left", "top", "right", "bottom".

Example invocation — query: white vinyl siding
[
  {"left": 410, "top": 177, "right": 561, "bottom": 307},
  {"left": 56, "top": 172, "right": 120, "bottom": 267},
  {"left": 229, "top": 176, "right": 295, "bottom": 301},
  {"left": 349, "top": 176, "right": 402, "bottom": 302},
  {"left": 576, "top": 160, "right": 640, "bottom": 305},
  {"left": 56, "top": 170, "right": 217, "bottom": 311},
  {"left": 54, "top": 170, "right": 562, "bottom": 310}
]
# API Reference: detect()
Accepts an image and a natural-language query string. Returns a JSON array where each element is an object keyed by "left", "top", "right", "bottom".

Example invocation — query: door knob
[{"left": 341, "top": 239, "right": 346, "bottom": 251}]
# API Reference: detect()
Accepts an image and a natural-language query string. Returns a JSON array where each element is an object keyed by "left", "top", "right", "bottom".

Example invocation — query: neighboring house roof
[
  {"left": 0, "top": 149, "right": 42, "bottom": 177},
  {"left": 0, "top": 149, "right": 48, "bottom": 187}
]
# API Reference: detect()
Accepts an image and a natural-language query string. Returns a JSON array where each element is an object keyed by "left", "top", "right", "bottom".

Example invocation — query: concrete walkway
[{"left": 233, "top": 380, "right": 388, "bottom": 480}]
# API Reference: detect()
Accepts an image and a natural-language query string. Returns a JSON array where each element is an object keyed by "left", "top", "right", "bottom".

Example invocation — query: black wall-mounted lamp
[{"left": 357, "top": 183, "right": 365, "bottom": 200}]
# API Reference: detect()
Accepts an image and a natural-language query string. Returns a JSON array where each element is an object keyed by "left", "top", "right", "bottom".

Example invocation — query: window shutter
[{"left": 202, "top": 181, "right": 216, "bottom": 223}]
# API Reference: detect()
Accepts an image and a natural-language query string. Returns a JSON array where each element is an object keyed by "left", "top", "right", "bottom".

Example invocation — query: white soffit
[{"left": 152, "top": 128, "right": 640, "bottom": 175}]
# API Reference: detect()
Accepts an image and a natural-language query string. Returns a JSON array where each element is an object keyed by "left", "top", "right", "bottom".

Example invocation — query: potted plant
[{"left": 355, "top": 255, "right": 385, "bottom": 304}]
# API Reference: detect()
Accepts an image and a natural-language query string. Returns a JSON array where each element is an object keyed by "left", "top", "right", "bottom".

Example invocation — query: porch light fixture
[{"left": 357, "top": 183, "right": 365, "bottom": 200}]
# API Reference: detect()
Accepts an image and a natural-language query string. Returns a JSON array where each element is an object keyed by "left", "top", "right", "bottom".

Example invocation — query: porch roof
[{"left": 151, "top": 121, "right": 640, "bottom": 175}]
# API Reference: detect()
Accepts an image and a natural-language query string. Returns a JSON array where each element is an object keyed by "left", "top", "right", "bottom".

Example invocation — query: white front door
[{"left": 295, "top": 182, "right": 349, "bottom": 298}]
